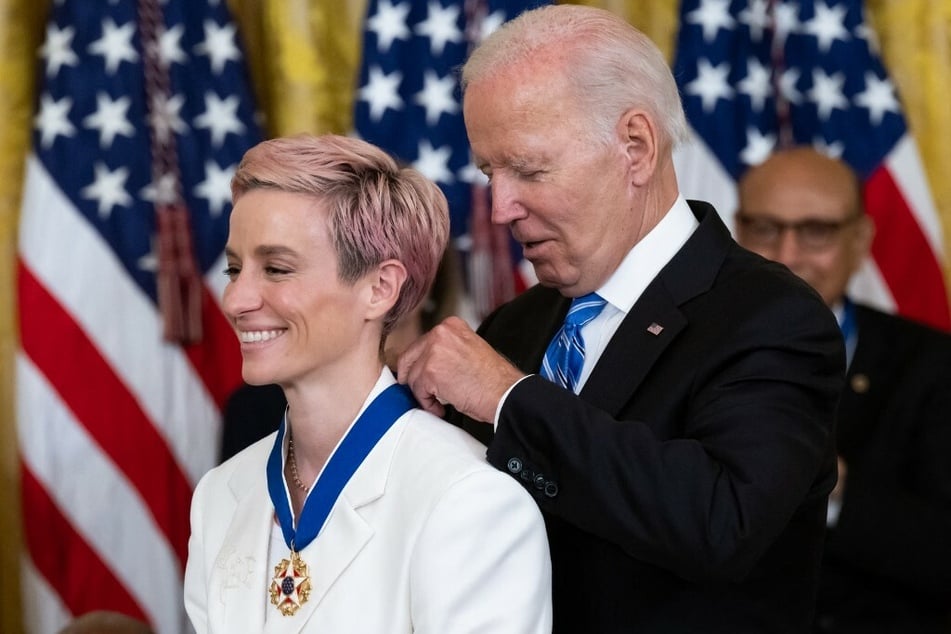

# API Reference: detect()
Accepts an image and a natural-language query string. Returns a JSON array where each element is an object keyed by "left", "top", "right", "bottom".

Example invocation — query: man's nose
[
  {"left": 489, "top": 176, "right": 527, "bottom": 225},
  {"left": 773, "top": 228, "right": 803, "bottom": 269}
]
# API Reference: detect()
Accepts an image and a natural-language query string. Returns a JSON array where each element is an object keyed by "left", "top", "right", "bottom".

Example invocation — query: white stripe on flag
[
  {"left": 20, "top": 555, "right": 72, "bottom": 634},
  {"left": 19, "top": 155, "right": 221, "bottom": 486},
  {"left": 18, "top": 353, "right": 185, "bottom": 632},
  {"left": 848, "top": 257, "right": 897, "bottom": 314},
  {"left": 885, "top": 135, "right": 945, "bottom": 258},
  {"left": 673, "top": 129, "right": 739, "bottom": 229}
]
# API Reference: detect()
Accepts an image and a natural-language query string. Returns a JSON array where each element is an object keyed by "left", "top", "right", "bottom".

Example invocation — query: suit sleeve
[
  {"left": 408, "top": 469, "right": 552, "bottom": 633},
  {"left": 486, "top": 283, "right": 843, "bottom": 583}
]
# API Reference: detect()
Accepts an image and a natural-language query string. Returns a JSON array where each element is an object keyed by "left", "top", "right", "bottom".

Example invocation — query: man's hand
[{"left": 396, "top": 316, "right": 526, "bottom": 423}]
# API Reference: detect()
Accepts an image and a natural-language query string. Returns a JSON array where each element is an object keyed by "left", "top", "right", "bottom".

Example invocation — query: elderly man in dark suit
[
  {"left": 398, "top": 5, "right": 844, "bottom": 633},
  {"left": 737, "top": 146, "right": 951, "bottom": 634}
]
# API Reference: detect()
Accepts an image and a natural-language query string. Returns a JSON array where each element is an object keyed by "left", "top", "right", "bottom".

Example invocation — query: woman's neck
[{"left": 281, "top": 361, "right": 385, "bottom": 512}]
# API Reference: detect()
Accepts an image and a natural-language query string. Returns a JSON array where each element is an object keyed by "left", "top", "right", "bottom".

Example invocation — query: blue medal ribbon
[{"left": 266, "top": 383, "right": 417, "bottom": 552}]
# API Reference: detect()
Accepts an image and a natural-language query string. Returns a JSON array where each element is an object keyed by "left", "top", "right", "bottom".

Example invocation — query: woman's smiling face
[{"left": 222, "top": 188, "right": 372, "bottom": 388}]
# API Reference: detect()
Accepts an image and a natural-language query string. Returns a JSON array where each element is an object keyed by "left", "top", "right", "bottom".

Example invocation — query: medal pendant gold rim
[{"left": 269, "top": 550, "right": 312, "bottom": 616}]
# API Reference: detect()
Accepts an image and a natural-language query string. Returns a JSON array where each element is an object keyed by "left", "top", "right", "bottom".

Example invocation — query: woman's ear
[
  {"left": 618, "top": 108, "right": 658, "bottom": 188},
  {"left": 366, "top": 259, "right": 408, "bottom": 321}
]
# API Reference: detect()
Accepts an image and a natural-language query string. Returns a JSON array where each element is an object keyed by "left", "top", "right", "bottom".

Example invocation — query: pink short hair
[{"left": 232, "top": 134, "right": 450, "bottom": 335}]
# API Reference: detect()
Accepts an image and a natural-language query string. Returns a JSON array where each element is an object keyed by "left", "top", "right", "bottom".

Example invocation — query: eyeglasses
[{"left": 735, "top": 212, "right": 862, "bottom": 251}]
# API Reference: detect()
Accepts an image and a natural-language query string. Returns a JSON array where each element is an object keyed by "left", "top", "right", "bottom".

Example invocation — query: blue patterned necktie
[{"left": 541, "top": 293, "right": 607, "bottom": 392}]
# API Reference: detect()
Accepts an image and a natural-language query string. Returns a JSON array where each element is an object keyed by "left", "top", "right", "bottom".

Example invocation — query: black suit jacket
[
  {"left": 463, "top": 201, "right": 845, "bottom": 633},
  {"left": 816, "top": 304, "right": 951, "bottom": 633}
]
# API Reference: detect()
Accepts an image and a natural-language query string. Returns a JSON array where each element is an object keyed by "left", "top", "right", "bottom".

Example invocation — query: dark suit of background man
[
  {"left": 737, "top": 147, "right": 951, "bottom": 634},
  {"left": 397, "top": 5, "right": 844, "bottom": 633}
]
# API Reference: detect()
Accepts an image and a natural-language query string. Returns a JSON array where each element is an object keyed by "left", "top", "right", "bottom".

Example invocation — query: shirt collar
[{"left": 598, "top": 195, "right": 698, "bottom": 314}]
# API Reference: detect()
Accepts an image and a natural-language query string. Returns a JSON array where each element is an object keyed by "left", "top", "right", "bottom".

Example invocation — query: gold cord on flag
[{"left": 138, "top": 0, "right": 204, "bottom": 344}]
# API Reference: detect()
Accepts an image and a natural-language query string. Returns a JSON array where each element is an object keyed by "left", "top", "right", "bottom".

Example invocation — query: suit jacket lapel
[
  {"left": 581, "top": 201, "right": 730, "bottom": 416},
  {"left": 581, "top": 284, "right": 686, "bottom": 415}
]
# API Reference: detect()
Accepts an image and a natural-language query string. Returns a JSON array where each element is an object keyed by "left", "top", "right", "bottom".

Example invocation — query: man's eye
[
  {"left": 799, "top": 222, "right": 836, "bottom": 241},
  {"left": 748, "top": 221, "right": 779, "bottom": 237}
]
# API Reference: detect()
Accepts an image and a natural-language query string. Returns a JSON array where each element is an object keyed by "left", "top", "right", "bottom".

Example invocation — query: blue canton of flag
[
  {"left": 674, "top": 0, "right": 903, "bottom": 179},
  {"left": 354, "top": 0, "right": 546, "bottom": 317},
  {"left": 34, "top": 0, "right": 261, "bottom": 299},
  {"left": 672, "top": 0, "right": 949, "bottom": 330}
]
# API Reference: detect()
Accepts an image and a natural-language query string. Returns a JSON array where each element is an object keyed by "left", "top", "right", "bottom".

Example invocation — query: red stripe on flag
[
  {"left": 864, "top": 167, "right": 951, "bottom": 331},
  {"left": 184, "top": 286, "right": 242, "bottom": 409},
  {"left": 17, "top": 260, "right": 192, "bottom": 567},
  {"left": 21, "top": 465, "right": 151, "bottom": 623}
]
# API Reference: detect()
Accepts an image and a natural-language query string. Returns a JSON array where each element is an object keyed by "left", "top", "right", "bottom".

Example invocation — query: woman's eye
[
  {"left": 223, "top": 266, "right": 240, "bottom": 280},
  {"left": 265, "top": 266, "right": 291, "bottom": 276}
]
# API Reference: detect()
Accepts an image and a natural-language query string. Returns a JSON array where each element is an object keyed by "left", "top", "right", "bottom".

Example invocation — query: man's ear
[
  {"left": 367, "top": 259, "right": 408, "bottom": 321},
  {"left": 618, "top": 108, "right": 658, "bottom": 188}
]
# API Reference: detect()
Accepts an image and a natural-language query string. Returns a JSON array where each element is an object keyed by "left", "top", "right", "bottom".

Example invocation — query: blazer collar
[{"left": 212, "top": 418, "right": 408, "bottom": 633}]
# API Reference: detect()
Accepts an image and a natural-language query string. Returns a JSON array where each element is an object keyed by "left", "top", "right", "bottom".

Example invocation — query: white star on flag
[
  {"left": 158, "top": 24, "right": 188, "bottom": 66},
  {"left": 809, "top": 68, "right": 848, "bottom": 119},
  {"left": 88, "top": 18, "right": 139, "bottom": 74},
  {"left": 194, "top": 19, "right": 240, "bottom": 74},
  {"left": 738, "top": 0, "right": 770, "bottom": 42},
  {"left": 854, "top": 72, "right": 899, "bottom": 125},
  {"left": 686, "top": 0, "right": 735, "bottom": 43},
  {"left": 81, "top": 162, "right": 132, "bottom": 218},
  {"left": 194, "top": 92, "right": 246, "bottom": 147},
  {"left": 415, "top": 2, "right": 463, "bottom": 56},
  {"left": 367, "top": 0, "right": 411, "bottom": 52},
  {"left": 195, "top": 160, "right": 236, "bottom": 217},
  {"left": 35, "top": 93, "right": 76, "bottom": 149},
  {"left": 83, "top": 93, "right": 135, "bottom": 149},
  {"left": 803, "top": 1, "right": 850, "bottom": 52},
  {"left": 360, "top": 66, "right": 404, "bottom": 122},
  {"left": 415, "top": 70, "right": 460, "bottom": 126},
  {"left": 40, "top": 23, "right": 79, "bottom": 77},
  {"left": 685, "top": 59, "right": 734, "bottom": 112},
  {"left": 413, "top": 139, "right": 454, "bottom": 184},
  {"left": 738, "top": 58, "right": 772, "bottom": 112}
]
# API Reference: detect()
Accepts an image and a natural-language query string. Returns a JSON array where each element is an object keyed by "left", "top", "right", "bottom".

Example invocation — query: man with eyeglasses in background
[{"left": 736, "top": 146, "right": 951, "bottom": 634}]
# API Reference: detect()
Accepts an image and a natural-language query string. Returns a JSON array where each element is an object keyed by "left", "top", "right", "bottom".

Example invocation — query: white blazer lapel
[
  {"left": 208, "top": 462, "right": 273, "bottom": 632},
  {"left": 264, "top": 420, "right": 404, "bottom": 633}
]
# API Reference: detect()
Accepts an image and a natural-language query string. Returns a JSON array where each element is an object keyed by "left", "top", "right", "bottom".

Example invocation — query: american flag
[
  {"left": 672, "top": 0, "right": 950, "bottom": 331},
  {"left": 16, "top": 0, "right": 259, "bottom": 630},
  {"left": 354, "top": 0, "right": 547, "bottom": 320}
]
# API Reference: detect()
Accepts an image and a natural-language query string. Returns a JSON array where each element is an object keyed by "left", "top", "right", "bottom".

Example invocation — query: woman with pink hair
[{"left": 184, "top": 134, "right": 551, "bottom": 633}]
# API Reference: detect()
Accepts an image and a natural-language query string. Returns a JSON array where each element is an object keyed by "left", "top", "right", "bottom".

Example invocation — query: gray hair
[{"left": 462, "top": 4, "right": 688, "bottom": 150}]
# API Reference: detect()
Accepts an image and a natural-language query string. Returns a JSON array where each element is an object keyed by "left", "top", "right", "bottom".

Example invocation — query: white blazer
[{"left": 184, "top": 372, "right": 552, "bottom": 633}]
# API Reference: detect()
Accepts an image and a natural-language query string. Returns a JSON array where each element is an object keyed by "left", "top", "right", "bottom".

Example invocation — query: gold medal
[{"left": 269, "top": 549, "right": 312, "bottom": 616}]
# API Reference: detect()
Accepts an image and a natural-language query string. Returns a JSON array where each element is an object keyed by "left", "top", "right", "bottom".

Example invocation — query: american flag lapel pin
[{"left": 647, "top": 322, "right": 664, "bottom": 336}]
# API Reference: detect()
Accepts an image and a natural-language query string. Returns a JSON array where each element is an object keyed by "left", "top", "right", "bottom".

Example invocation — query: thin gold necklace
[{"left": 287, "top": 429, "right": 310, "bottom": 494}]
